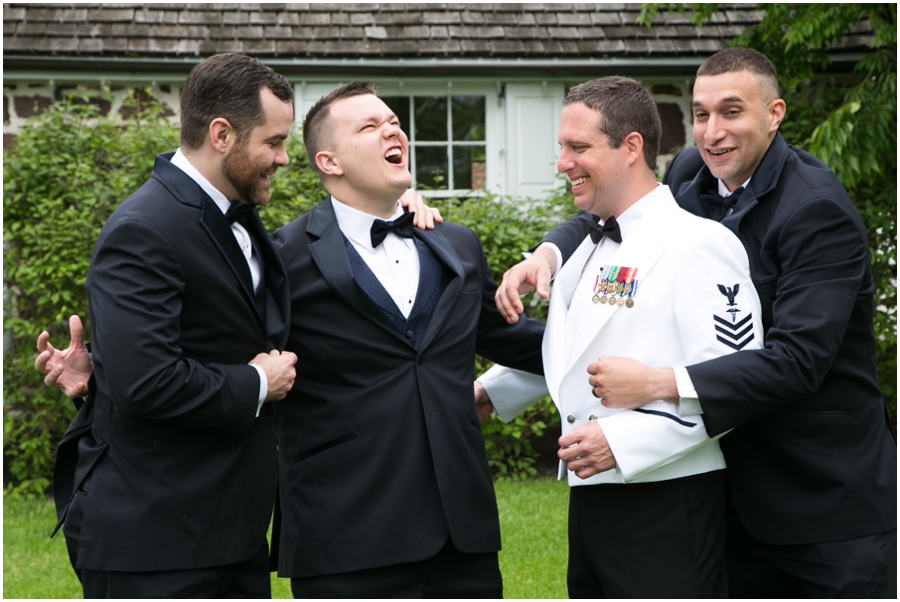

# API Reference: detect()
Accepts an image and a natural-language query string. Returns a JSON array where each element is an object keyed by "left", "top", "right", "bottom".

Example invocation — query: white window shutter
[{"left": 504, "top": 83, "right": 563, "bottom": 199}]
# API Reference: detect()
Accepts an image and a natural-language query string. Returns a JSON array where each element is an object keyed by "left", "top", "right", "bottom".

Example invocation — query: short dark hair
[
  {"left": 563, "top": 76, "right": 661, "bottom": 171},
  {"left": 302, "top": 81, "right": 379, "bottom": 171},
  {"left": 179, "top": 53, "right": 294, "bottom": 150},
  {"left": 696, "top": 47, "right": 780, "bottom": 100}
]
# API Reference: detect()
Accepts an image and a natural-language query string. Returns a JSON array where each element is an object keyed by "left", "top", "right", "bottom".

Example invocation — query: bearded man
[{"left": 51, "top": 53, "right": 299, "bottom": 598}]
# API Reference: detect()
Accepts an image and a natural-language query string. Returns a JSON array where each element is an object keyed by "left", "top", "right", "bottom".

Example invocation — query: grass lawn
[{"left": 4, "top": 478, "right": 569, "bottom": 599}]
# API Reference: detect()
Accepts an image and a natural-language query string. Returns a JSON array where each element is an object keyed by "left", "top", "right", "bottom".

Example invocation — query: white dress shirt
[
  {"left": 169, "top": 149, "right": 268, "bottom": 408},
  {"left": 331, "top": 197, "right": 421, "bottom": 318}
]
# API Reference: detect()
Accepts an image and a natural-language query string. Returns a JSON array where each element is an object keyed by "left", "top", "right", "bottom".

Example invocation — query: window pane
[
  {"left": 414, "top": 97, "right": 447, "bottom": 141},
  {"left": 381, "top": 96, "right": 411, "bottom": 138},
  {"left": 452, "top": 96, "right": 485, "bottom": 141},
  {"left": 415, "top": 146, "right": 449, "bottom": 189},
  {"left": 453, "top": 145, "right": 487, "bottom": 190}
]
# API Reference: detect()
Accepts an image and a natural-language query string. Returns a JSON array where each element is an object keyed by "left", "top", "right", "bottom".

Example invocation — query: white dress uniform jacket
[{"left": 480, "top": 184, "right": 762, "bottom": 486}]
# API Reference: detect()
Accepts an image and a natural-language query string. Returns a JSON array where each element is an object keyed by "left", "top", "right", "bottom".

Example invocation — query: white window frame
[{"left": 296, "top": 80, "right": 501, "bottom": 199}]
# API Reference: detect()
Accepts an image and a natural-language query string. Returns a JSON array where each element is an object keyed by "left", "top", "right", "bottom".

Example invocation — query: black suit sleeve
[
  {"left": 662, "top": 146, "right": 706, "bottom": 188},
  {"left": 89, "top": 220, "right": 261, "bottom": 439},
  {"left": 467, "top": 230, "right": 545, "bottom": 375},
  {"left": 689, "top": 196, "right": 871, "bottom": 436},
  {"left": 537, "top": 212, "right": 593, "bottom": 266}
]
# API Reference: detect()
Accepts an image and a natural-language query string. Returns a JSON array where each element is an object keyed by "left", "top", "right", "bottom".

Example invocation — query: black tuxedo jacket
[
  {"left": 55, "top": 153, "right": 290, "bottom": 572},
  {"left": 272, "top": 198, "right": 544, "bottom": 578},
  {"left": 543, "top": 134, "right": 896, "bottom": 545}
]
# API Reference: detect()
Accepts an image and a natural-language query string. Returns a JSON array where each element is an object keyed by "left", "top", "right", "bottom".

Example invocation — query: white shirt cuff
[
  {"left": 251, "top": 364, "right": 268, "bottom": 417},
  {"left": 536, "top": 242, "right": 563, "bottom": 281},
  {"left": 673, "top": 366, "right": 703, "bottom": 415}
]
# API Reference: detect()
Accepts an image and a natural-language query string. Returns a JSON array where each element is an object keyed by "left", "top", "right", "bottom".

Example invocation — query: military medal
[
  {"left": 592, "top": 265, "right": 614, "bottom": 304},
  {"left": 595, "top": 265, "right": 640, "bottom": 308},
  {"left": 600, "top": 266, "right": 638, "bottom": 308},
  {"left": 626, "top": 277, "right": 639, "bottom": 308}
]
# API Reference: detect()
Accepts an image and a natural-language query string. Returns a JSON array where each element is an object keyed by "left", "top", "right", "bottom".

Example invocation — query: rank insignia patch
[{"left": 714, "top": 283, "right": 755, "bottom": 350}]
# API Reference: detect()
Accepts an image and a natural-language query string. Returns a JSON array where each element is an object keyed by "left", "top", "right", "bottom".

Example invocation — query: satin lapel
[
  {"left": 198, "top": 201, "right": 259, "bottom": 317},
  {"left": 722, "top": 185, "right": 759, "bottom": 235},
  {"left": 414, "top": 228, "right": 464, "bottom": 352},
  {"left": 245, "top": 212, "right": 290, "bottom": 348},
  {"left": 542, "top": 235, "right": 595, "bottom": 405},
  {"left": 306, "top": 199, "right": 408, "bottom": 344},
  {"left": 563, "top": 202, "right": 674, "bottom": 380}
]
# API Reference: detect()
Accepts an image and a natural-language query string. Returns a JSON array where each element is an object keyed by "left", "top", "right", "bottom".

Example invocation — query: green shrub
[
  {"left": 4, "top": 91, "right": 179, "bottom": 497},
  {"left": 3, "top": 95, "right": 578, "bottom": 495}
]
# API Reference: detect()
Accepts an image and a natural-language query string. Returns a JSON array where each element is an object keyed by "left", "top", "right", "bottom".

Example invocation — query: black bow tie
[
  {"left": 722, "top": 186, "right": 745, "bottom": 215},
  {"left": 700, "top": 187, "right": 744, "bottom": 222},
  {"left": 370, "top": 211, "right": 415, "bottom": 248},
  {"left": 587, "top": 215, "right": 622, "bottom": 245},
  {"left": 225, "top": 200, "right": 256, "bottom": 227}
]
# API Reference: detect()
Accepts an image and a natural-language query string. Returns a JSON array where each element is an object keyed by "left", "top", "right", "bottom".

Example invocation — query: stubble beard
[{"left": 223, "top": 138, "right": 271, "bottom": 207}]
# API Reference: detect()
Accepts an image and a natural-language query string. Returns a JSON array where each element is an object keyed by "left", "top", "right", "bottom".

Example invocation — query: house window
[{"left": 381, "top": 95, "right": 486, "bottom": 195}]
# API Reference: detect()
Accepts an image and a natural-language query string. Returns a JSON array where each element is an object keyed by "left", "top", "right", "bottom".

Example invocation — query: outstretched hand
[
  {"left": 35, "top": 315, "right": 93, "bottom": 398},
  {"left": 495, "top": 245, "right": 557, "bottom": 323}
]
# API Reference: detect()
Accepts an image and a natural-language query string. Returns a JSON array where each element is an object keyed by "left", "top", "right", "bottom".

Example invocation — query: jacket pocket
[{"left": 293, "top": 432, "right": 360, "bottom": 465}]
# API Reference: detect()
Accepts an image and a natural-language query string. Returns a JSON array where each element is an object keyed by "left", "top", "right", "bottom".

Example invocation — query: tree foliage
[{"left": 638, "top": 3, "right": 897, "bottom": 417}]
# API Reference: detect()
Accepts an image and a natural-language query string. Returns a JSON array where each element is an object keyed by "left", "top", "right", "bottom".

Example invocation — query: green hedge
[{"left": 2, "top": 92, "right": 572, "bottom": 496}]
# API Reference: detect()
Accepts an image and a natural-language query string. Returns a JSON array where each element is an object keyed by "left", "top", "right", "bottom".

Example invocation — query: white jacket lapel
[
  {"left": 561, "top": 193, "right": 679, "bottom": 380},
  {"left": 542, "top": 234, "right": 595, "bottom": 405}
]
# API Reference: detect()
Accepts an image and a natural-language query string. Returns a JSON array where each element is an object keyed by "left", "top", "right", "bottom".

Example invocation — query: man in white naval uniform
[{"left": 476, "top": 77, "right": 762, "bottom": 598}]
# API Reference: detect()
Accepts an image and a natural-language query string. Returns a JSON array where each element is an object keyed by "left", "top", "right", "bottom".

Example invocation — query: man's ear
[
  {"left": 622, "top": 131, "right": 645, "bottom": 167},
  {"left": 209, "top": 118, "right": 233, "bottom": 154},
  {"left": 316, "top": 151, "right": 343, "bottom": 177},
  {"left": 769, "top": 98, "right": 786, "bottom": 132}
]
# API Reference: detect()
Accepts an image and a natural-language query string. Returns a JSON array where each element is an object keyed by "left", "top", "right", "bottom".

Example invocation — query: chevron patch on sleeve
[{"left": 713, "top": 283, "right": 755, "bottom": 350}]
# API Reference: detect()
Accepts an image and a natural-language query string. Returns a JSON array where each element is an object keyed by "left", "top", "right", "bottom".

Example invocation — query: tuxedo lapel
[
  {"left": 246, "top": 212, "right": 290, "bottom": 348},
  {"left": 414, "top": 228, "right": 464, "bottom": 352},
  {"left": 306, "top": 199, "right": 409, "bottom": 344},
  {"left": 198, "top": 200, "right": 262, "bottom": 322},
  {"left": 151, "top": 155, "right": 265, "bottom": 329}
]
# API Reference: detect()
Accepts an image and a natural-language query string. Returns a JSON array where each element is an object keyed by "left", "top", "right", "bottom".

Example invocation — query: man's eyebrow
[
  {"left": 692, "top": 96, "right": 746, "bottom": 107},
  {"left": 356, "top": 112, "right": 399, "bottom": 126}
]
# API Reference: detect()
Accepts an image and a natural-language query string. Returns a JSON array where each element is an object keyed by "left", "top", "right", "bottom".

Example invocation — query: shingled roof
[{"left": 2, "top": 4, "right": 872, "bottom": 58}]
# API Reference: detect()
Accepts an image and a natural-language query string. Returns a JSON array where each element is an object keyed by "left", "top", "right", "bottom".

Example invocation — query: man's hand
[
  {"left": 35, "top": 315, "right": 92, "bottom": 398},
  {"left": 399, "top": 189, "right": 443, "bottom": 231},
  {"left": 474, "top": 380, "right": 494, "bottom": 421},
  {"left": 587, "top": 356, "right": 678, "bottom": 408},
  {"left": 557, "top": 421, "right": 615, "bottom": 479},
  {"left": 250, "top": 350, "right": 298, "bottom": 402},
  {"left": 495, "top": 245, "right": 557, "bottom": 324}
]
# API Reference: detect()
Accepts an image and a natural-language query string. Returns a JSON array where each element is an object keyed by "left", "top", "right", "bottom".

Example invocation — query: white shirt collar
[
  {"left": 170, "top": 148, "right": 231, "bottom": 215},
  {"left": 717, "top": 176, "right": 752, "bottom": 197},
  {"left": 604, "top": 182, "right": 668, "bottom": 240},
  {"left": 331, "top": 196, "right": 404, "bottom": 250}
]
